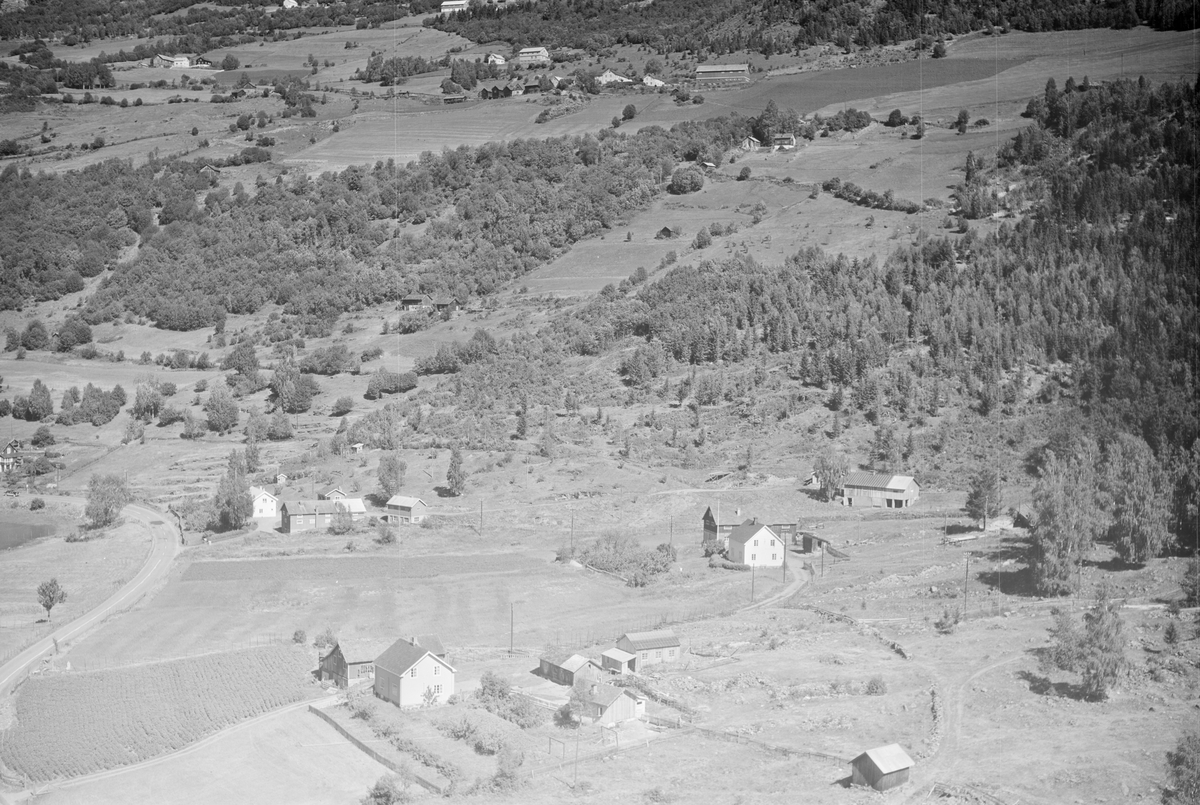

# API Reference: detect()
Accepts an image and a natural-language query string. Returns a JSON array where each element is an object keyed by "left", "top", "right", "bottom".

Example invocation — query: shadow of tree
[{"left": 1016, "top": 668, "right": 1089, "bottom": 700}]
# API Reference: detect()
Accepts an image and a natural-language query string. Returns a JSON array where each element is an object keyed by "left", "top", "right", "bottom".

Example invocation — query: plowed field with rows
[{"left": 0, "top": 645, "right": 316, "bottom": 781}]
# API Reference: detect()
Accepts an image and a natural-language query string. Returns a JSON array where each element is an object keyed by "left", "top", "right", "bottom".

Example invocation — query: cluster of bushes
[
  {"left": 435, "top": 713, "right": 511, "bottom": 755},
  {"left": 820, "top": 178, "right": 922, "bottom": 214},
  {"left": 413, "top": 329, "right": 497, "bottom": 376},
  {"left": 708, "top": 555, "right": 750, "bottom": 571},
  {"left": 4, "top": 318, "right": 93, "bottom": 353},
  {"left": 572, "top": 534, "right": 676, "bottom": 586},
  {"left": 55, "top": 383, "right": 126, "bottom": 426},
  {"left": 473, "top": 671, "right": 543, "bottom": 729},
  {"left": 299, "top": 344, "right": 357, "bottom": 375},
  {"left": 364, "top": 369, "right": 417, "bottom": 399}
]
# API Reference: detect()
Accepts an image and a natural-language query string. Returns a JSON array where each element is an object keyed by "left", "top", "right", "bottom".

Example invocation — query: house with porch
[{"left": 385, "top": 495, "right": 428, "bottom": 524}]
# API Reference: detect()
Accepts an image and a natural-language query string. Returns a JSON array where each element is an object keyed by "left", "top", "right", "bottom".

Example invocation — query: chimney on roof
[
  {"left": 590, "top": 683, "right": 598, "bottom": 695},
  {"left": 735, "top": 508, "right": 741, "bottom": 517}
]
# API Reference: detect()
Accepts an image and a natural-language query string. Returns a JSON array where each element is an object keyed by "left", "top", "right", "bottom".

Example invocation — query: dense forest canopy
[
  {"left": 0, "top": 0, "right": 404, "bottom": 44},
  {"left": 429, "top": 0, "right": 1196, "bottom": 56},
  {"left": 0, "top": 111, "right": 750, "bottom": 330}
]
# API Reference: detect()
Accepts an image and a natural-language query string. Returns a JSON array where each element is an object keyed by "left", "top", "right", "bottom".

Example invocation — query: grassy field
[
  {"left": 0, "top": 503, "right": 150, "bottom": 665},
  {"left": 0, "top": 644, "right": 319, "bottom": 781},
  {"left": 35, "top": 705, "right": 392, "bottom": 805}
]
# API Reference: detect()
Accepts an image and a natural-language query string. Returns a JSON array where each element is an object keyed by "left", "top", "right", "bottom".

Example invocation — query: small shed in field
[{"left": 850, "top": 743, "right": 913, "bottom": 791}]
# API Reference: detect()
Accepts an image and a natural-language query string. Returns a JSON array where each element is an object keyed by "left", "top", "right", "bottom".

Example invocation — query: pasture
[
  {"left": 0, "top": 506, "right": 148, "bottom": 665},
  {"left": 0, "top": 644, "right": 318, "bottom": 781}
]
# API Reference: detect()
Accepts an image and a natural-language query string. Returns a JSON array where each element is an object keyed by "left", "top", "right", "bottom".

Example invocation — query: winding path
[{"left": 0, "top": 500, "right": 179, "bottom": 700}]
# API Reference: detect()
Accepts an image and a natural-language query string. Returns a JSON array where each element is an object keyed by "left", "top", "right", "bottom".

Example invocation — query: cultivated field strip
[
  {"left": 0, "top": 645, "right": 314, "bottom": 781},
  {"left": 181, "top": 552, "right": 540, "bottom": 582}
]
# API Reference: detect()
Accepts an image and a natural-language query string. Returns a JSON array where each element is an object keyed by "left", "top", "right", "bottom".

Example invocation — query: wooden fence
[
  {"left": 687, "top": 724, "right": 849, "bottom": 764},
  {"left": 307, "top": 705, "right": 445, "bottom": 795}
]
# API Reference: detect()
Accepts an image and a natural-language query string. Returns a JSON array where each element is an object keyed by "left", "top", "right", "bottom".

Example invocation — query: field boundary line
[{"left": 307, "top": 705, "right": 445, "bottom": 795}]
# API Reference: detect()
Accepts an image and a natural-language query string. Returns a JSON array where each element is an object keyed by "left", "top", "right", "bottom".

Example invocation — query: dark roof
[
  {"left": 412, "top": 634, "right": 445, "bottom": 656},
  {"left": 582, "top": 682, "right": 628, "bottom": 708},
  {"left": 727, "top": 521, "right": 780, "bottom": 545},
  {"left": 282, "top": 500, "right": 341, "bottom": 516},
  {"left": 327, "top": 638, "right": 392, "bottom": 664},
  {"left": 618, "top": 630, "right": 679, "bottom": 651},
  {"left": 375, "top": 638, "right": 452, "bottom": 676}
]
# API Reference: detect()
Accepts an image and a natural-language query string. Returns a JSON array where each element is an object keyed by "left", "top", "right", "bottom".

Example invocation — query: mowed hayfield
[
  {"left": 0, "top": 508, "right": 149, "bottom": 664},
  {"left": 0, "top": 645, "right": 319, "bottom": 781},
  {"left": 35, "top": 705, "right": 391, "bottom": 805},
  {"left": 63, "top": 539, "right": 791, "bottom": 669}
]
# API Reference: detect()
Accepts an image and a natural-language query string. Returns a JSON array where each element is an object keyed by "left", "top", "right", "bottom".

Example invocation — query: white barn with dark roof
[{"left": 840, "top": 472, "right": 920, "bottom": 508}]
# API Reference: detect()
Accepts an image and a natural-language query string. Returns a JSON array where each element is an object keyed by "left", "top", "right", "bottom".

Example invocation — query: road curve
[{"left": 0, "top": 500, "right": 180, "bottom": 699}]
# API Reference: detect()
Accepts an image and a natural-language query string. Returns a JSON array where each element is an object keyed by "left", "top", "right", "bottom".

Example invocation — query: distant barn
[
  {"left": 850, "top": 744, "right": 913, "bottom": 791},
  {"left": 840, "top": 472, "right": 919, "bottom": 509}
]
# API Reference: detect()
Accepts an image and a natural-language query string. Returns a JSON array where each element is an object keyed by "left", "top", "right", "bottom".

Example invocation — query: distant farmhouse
[
  {"left": 739, "top": 135, "right": 762, "bottom": 150},
  {"left": 841, "top": 473, "right": 920, "bottom": 509},
  {"left": 485, "top": 52, "right": 507, "bottom": 66},
  {"left": 772, "top": 132, "right": 797, "bottom": 148},
  {"left": 702, "top": 507, "right": 800, "bottom": 550},
  {"left": 695, "top": 63, "right": 749, "bottom": 82},
  {"left": 642, "top": 74, "right": 667, "bottom": 88},
  {"left": 385, "top": 495, "right": 427, "bottom": 524},
  {"left": 517, "top": 46, "right": 550, "bottom": 66},
  {"left": 248, "top": 486, "right": 277, "bottom": 519},
  {"left": 614, "top": 630, "right": 680, "bottom": 670},
  {"left": 726, "top": 521, "right": 784, "bottom": 568},
  {"left": 152, "top": 54, "right": 190, "bottom": 69},
  {"left": 319, "top": 485, "right": 347, "bottom": 501},
  {"left": 596, "top": 69, "right": 633, "bottom": 86},
  {"left": 374, "top": 638, "right": 455, "bottom": 708},
  {"left": 440, "top": 0, "right": 468, "bottom": 13},
  {"left": 0, "top": 439, "right": 45, "bottom": 474},
  {"left": 280, "top": 499, "right": 366, "bottom": 533}
]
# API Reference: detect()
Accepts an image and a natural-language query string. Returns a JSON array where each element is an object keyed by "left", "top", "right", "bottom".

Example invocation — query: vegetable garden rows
[{"left": 0, "top": 645, "right": 315, "bottom": 781}]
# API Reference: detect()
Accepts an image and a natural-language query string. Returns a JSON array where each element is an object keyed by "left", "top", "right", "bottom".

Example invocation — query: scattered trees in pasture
[
  {"left": 377, "top": 452, "right": 407, "bottom": 498},
  {"left": 213, "top": 450, "right": 252, "bottom": 530},
  {"left": 1040, "top": 583, "right": 1127, "bottom": 700},
  {"left": 446, "top": 448, "right": 466, "bottom": 496},
  {"left": 965, "top": 467, "right": 1003, "bottom": 530}
]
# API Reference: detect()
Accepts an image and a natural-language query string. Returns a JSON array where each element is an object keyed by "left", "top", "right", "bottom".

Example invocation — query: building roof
[
  {"left": 854, "top": 744, "right": 914, "bottom": 774},
  {"left": 248, "top": 486, "right": 277, "bottom": 501},
  {"left": 727, "top": 521, "right": 780, "bottom": 545},
  {"left": 327, "top": 638, "right": 392, "bottom": 664},
  {"left": 704, "top": 506, "right": 796, "bottom": 528},
  {"left": 411, "top": 634, "right": 445, "bottom": 656},
  {"left": 338, "top": 498, "right": 367, "bottom": 514},
  {"left": 387, "top": 495, "right": 427, "bottom": 509},
  {"left": 321, "top": 485, "right": 346, "bottom": 497},
  {"left": 282, "top": 500, "right": 341, "bottom": 516},
  {"left": 519, "top": 46, "right": 549, "bottom": 54},
  {"left": 375, "top": 638, "right": 455, "bottom": 676},
  {"left": 695, "top": 63, "right": 748, "bottom": 73},
  {"left": 618, "top": 630, "right": 680, "bottom": 651},
  {"left": 842, "top": 473, "right": 919, "bottom": 492},
  {"left": 601, "top": 647, "right": 635, "bottom": 662},
  {"left": 581, "top": 682, "right": 629, "bottom": 708}
]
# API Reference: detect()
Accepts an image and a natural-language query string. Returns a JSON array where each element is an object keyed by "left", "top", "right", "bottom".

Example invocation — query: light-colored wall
[
  {"left": 375, "top": 656, "right": 453, "bottom": 708},
  {"left": 728, "top": 532, "right": 785, "bottom": 567},
  {"left": 617, "top": 640, "right": 680, "bottom": 667}
]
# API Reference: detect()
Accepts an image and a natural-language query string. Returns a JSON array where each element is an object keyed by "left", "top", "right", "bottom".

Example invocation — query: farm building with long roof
[{"left": 840, "top": 472, "right": 920, "bottom": 508}]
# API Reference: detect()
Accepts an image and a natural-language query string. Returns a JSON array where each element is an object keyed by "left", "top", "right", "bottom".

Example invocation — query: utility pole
[
  {"left": 963, "top": 551, "right": 970, "bottom": 618},
  {"left": 751, "top": 564, "right": 755, "bottom": 602},
  {"left": 509, "top": 602, "right": 514, "bottom": 656},
  {"left": 479, "top": 499, "right": 483, "bottom": 536}
]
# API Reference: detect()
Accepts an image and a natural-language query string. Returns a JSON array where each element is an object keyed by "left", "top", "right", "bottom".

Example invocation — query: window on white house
[
  {"left": 410, "top": 668, "right": 416, "bottom": 678},
  {"left": 655, "top": 650, "right": 661, "bottom": 659},
  {"left": 772, "top": 554, "right": 777, "bottom": 560},
  {"left": 753, "top": 539, "right": 758, "bottom": 546},
  {"left": 769, "top": 540, "right": 775, "bottom": 546},
  {"left": 751, "top": 554, "right": 756, "bottom": 561},
  {"left": 433, "top": 666, "right": 439, "bottom": 675}
]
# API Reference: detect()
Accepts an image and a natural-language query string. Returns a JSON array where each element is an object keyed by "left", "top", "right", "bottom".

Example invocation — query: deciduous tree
[
  {"left": 813, "top": 450, "right": 848, "bottom": 502},
  {"left": 204, "top": 385, "right": 239, "bottom": 433},
  {"left": 1102, "top": 433, "right": 1172, "bottom": 564},
  {"left": 447, "top": 447, "right": 466, "bottom": 496},
  {"left": 1030, "top": 441, "right": 1105, "bottom": 596},
  {"left": 377, "top": 452, "right": 406, "bottom": 498},
  {"left": 37, "top": 578, "right": 66, "bottom": 621},
  {"left": 213, "top": 450, "right": 252, "bottom": 530},
  {"left": 85, "top": 473, "right": 130, "bottom": 527}
]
